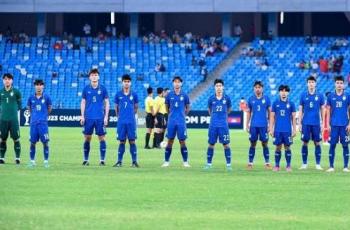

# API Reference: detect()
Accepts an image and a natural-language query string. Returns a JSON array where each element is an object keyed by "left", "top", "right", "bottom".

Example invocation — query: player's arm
[
  {"left": 292, "top": 112, "right": 297, "bottom": 137},
  {"left": 104, "top": 98, "right": 110, "bottom": 126},
  {"left": 80, "top": 98, "right": 86, "bottom": 125},
  {"left": 114, "top": 104, "right": 119, "bottom": 118},
  {"left": 267, "top": 107, "right": 271, "bottom": 132},
  {"left": 320, "top": 104, "right": 325, "bottom": 132},
  {"left": 269, "top": 111, "right": 275, "bottom": 137},
  {"left": 185, "top": 104, "right": 190, "bottom": 115},
  {"left": 347, "top": 104, "right": 350, "bottom": 133},
  {"left": 298, "top": 105, "right": 303, "bottom": 132},
  {"left": 134, "top": 103, "right": 138, "bottom": 114},
  {"left": 245, "top": 109, "right": 251, "bottom": 133}
]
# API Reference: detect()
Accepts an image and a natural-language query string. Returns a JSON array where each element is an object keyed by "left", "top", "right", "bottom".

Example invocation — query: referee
[{"left": 144, "top": 87, "right": 154, "bottom": 149}]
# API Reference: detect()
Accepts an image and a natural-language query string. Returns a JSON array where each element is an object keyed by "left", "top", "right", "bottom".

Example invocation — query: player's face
[
  {"left": 307, "top": 80, "right": 316, "bottom": 91},
  {"left": 35, "top": 84, "right": 44, "bottom": 94},
  {"left": 173, "top": 79, "right": 182, "bottom": 90},
  {"left": 122, "top": 80, "right": 131, "bottom": 89},
  {"left": 279, "top": 90, "right": 289, "bottom": 99},
  {"left": 89, "top": 73, "right": 99, "bottom": 83},
  {"left": 335, "top": 80, "right": 344, "bottom": 91},
  {"left": 254, "top": 85, "right": 263, "bottom": 96},
  {"left": 3, "top": 77, "right": 13, "bottom": 88},
  {"left": 215, "top": 83, "right": 223, "bottom": 94}
]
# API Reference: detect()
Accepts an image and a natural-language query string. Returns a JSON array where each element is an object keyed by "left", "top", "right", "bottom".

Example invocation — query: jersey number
[
  {"left": 309, "top": 102, "right": 313, "bottom": 108},
  {"left": 336, "top": 101, "right": 342, "bottom": 108},
  {"left": 280, "top": 110, "right": 285, "bottom": 116},
  {"left": 175, "top": 102, "right": 178, "bottom": 107},
  {"left": 36, "top": 105, "right": 42, "bottom": 111},
  {"left": 216, "top": 106, "right": 222, "bottom": 112},
  {"left": 257, "top": 105, "right": 261, "bottom": 111}
]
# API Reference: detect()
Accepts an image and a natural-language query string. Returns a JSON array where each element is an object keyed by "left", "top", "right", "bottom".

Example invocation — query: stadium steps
[{"left": 189, "top": 42, "right": 251, "bottom": 102}]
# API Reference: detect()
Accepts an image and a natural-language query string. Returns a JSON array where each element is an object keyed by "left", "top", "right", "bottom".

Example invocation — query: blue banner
[{"left": 20, "top": 109, "right": 243, "bottom": 129}]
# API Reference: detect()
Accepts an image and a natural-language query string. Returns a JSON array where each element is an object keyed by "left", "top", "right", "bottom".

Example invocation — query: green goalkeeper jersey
[{"left": 0, "top": 87, "right": 22, "bottom": 121}]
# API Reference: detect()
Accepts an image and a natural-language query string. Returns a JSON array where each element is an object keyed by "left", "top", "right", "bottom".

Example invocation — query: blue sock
[
  {"left": 329, "top": 144, "right": 336, "bottom": 168},
  {"left": 130, "top": 143, "right": 137, "bottom": 163},
  {"left": 30, "top": 143, "right": 36, "bottom": 161},
  {"left": 301, "top": 145, "right": 308, "bottom": 164},
  {"left": 275, "top": 151, "right": 281, "bottom": 167},
  {"left": 315, "top": 145, "right": 321, "bottom": 165},
  {"left": 43, "top": 143, "right": 49, "bottom": 161},
  {"left": 263, "top": 147, "right": 270, "bottom": 163},
  {"left": 99, "top": 140, "right": 106, "bottom": 161},
  {"left": 165, "top": 147, "right": 172, "bottom": 162},
  {"left": 343, "top": 145, "right": 349, "bottom": 168},
  {"left": 83, "top": 141, "right": 90, "bottom": 161},
  {"left": 248, "top": 147, "right": 255, "bottom": 163},
  {"left": 285, "top": 150, "right": 292, "bottom": 167},
  {"left": 180, "top": 146, "right": 188, "bottom": 162},
  {"left": 207, "top": 147, "right": 214, "bottom": 164},
  {"left": 224, "top": 148, "right": 231, "bottom": 165},
  {"left": 118, "top": 143, "right": 125, "bottom": 162}
]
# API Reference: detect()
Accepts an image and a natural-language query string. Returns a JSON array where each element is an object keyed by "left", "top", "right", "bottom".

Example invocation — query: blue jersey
[
  {"left": 27, "top": 94, "right": 52, "bottom": 124},
  {"left": 327, "top": 92, "right": 350, "bottom": 127},
  {"left": 248, "top": 95, "right": 271, "bottom": 127},
  {"left": 82, "top": 84, "right": 109, "bottom": 120},
  {"left": 272, "top": 99, "right": 296, "bottom": 133},
  {"left": 165, "top": 91, "right": 190, "bottom": 125},
  {"left": 299, "top": 92, "right": 325, "bottom": 126},
  {"left": 208, "top": 94, "right": 232, "bottom": 128},
  {"left": 114, "top": 91, "right": 138, "bottom": 124}
]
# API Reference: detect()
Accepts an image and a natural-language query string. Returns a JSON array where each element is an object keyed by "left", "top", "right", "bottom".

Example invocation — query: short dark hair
[
  {"left": 2, "top": 73, "right": 13, "bottom": 79},
  {"left": 334, "top": 75, "right": 344, "bottom": 82},
  {"left": 253, "top": 80, "right": 263, "bottom": 87},
  {"left": 307, "top": 76, "right": 317, "bottom": 82},
  {"left": 34, "top": 79, "right": 44, "bottom": 85},
  {"left": 214, "top": 79, "right": 224, "bottom": 86},
  {"left": 147, "top": 87, "right": 153, "bottom": 94},
  {"left": 88, "top": 68, "right": 99, "bottom": 76},
  {"left": 157, "top": 87, "right": 164, "bottom": 94},
  {"left": 278, "top": 84, "right": 290, "bottom": 92},
  {"left": 172, "top": 76, "right": 183, "bottom": 82},
  {"left": 122, "top": 74, "right": 131, "bottom": 81},
  {"left": 164, "top": 87, "right": 169, "bottom": 91}
]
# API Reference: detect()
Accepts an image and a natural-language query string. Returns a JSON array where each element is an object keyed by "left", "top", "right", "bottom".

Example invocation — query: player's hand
[
  {"left": 80, "top": 117, "right": 85, "bottom": 126},
  {"left": 298, "top": 124, "right": 302, "bottom": 132},
  {"left": 154, "top": 118, "right": 158, "bottom": 125},
  {"left": 269, "top": 129, "right": 274, "bottom": 137},
  {"left": 246, "top": 124, "right": 250, "bottom": 133},
  {"left": 104, "top": 117, "right": 108, "bottom": 126},
  {"left": 346, "top": 124, "right": 350, "bottom": 133},
  {"left": 292, "top": 130, "right": 296, "bottom": 137}
]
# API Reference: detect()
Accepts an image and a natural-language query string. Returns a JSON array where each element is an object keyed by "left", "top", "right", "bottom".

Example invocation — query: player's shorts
[
  {"left": 330, "top": 126, "right": 349, "bottom": 145},
  {"left": 208, "top": 126, "right": 230, "bottom": 145},
  {"left": 273, "top": 132, "right": 293, "bottom": 146},
  {"left": 117, "top": 122, "right": 137, "bottom": 141},
  {"left": 155, "top": 113, "right": 165, "bottom": 129},
  {"left": 0, "top": 119, "right": 20, "bottom": 141},
  {"left": 249, "top": 126, "right": 269, "bottom": 142},
  {"left": 166, "top": 122, "right": 187, "bottom": 141},
  {"left": 145, "top": 113, "right": 155, "bottom": 129},
  {"left": 83, "top": 119, "right": 106, "bottom": 136},
  {"left": 30, "top": 122, "right": 49, "bottom": 143},
  {"left": 301, "top": 125, "right": 322, "bottom": 142}
]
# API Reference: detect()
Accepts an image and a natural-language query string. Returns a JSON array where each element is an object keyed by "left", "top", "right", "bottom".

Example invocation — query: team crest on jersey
[
  {"left": 10, "top": 92, "right": 14, "bottom": 96},
  {"left": 286, "top": 103, "right": 290, "bottom": 108},
  {"left": 180, "top": 96, "right": 184, "bottom": 101},
  {"left": 223, "top": 99, "right": 226, "bottom": 104},
  {"left": 97, "top": 90, "right": 101, "bottom": 95},
  {"left": 42, "top": 99, "right": 45, "bottom": 104},
  {"left": 315, "top": 96, "right": 318, "bottom": 101},
  {"left": 343, "top": 96, "right": 346, "bottom": 101},
  {"left": 262, "top": 99, "right": 265, "bottom": 104},
  {"left": 130, "top": 96, "right": 133, "bottom": 100}
]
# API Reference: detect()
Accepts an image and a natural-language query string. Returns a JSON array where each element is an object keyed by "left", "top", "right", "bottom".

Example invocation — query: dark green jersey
[{"left": 0, "top": 87, "right": 22, "bottom": 121}]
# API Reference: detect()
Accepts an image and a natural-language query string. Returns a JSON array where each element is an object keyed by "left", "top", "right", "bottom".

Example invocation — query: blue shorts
[
  {"left": 208, "top": 126, "right": 230, "bottom": 145},
  {"left": 301, "top": 125, "right": 322, "bottom": 142},
  {"left": 83, "top": 119, "right": 106, "bottom": 136},
  {"left": 249, "top": 126, "right": 268, "bottom": 142},
  {"left": 330, "top": 126, "right": 349, "bottom": 145},
  {"left": 30, "top": 122, "right": 49, "bottom": 143},
  {"left": 166, "top": 122, "right": 187, "bottom": 141},
  {"left": 273, "top": 132, "right": 293, "bottom": 146},
  {"left": 117, "top": 122, "right": 137, "bottom": 141}
]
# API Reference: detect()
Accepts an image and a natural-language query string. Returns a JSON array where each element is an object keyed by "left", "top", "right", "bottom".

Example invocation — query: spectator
[
  {"left": 333, "top": 56, "right": 343, "bottom": 74},
  {"left": 191, "top": 56, "right": 197, "bottom": 66},
  {"left": 319, "top": 57, "right": 329, "bottom": 73},
  {"left": 53, "top": 41, "right": 63, "bottom": 50},
  {"left": 155, "top": 63, "right": 166, "bottom": 72},
  {"left": 185, "top": 41, "right": 192, "bottom": 54},
  {"left": 198, "top": 57, "right": 206, "bottom": 67},
  {"left": 234, "top": 24, "right": 243, "bottom": 37},
  {"left": 83, "top": 23, "right": 91, "bottom": 36},
  {"left": 201, "top": 67, "right": 208, "bottom": 82}
]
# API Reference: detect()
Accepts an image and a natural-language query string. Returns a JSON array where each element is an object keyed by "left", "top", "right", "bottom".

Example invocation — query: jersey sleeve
[
  {"left": 82, "top": 87, "right": 87, "bottom": 99},
  {"left": 326, "top": 94, "right": 331, "bottom": 106},
  {"left": 320, "top": 94, "right": 325, "bottom": 106},
  {"left": 247, "top": 97, "right": 252, "bottom": 111},
  {"left": 266, "top": 96, "right": 271, "bottom": 108},
  {"left": 207, "top": 97, "right": 212, "bottom": 111},
  {"left": 291, "top": 102, "right": 296, "bottom": 112},
  {"left": 185, "top": 94, "right": 190, "bottom": 105},
  {"left": 271, "top": 101, "right": 276, "bottom": 112},
  {"left": 299, "top": 94, "right": 304, "bottom": 106},
  {"left": 165, "top": 94, "right": 170, "bottom": 106},
  {"left": 227, "top": 96, "right": 232, "bottom": 110},
  {"left": 114, "top": 93, "right": 119, "bottom": 105},
  {"left": 134, "top": 93, "right": 139, "bottom": 104},
  {"left": 16, "top": 89, "right": 22, "bottom": 110},
  {"left": 27, "top": 97, "right": 31, "bottom": 109},
  {"left": 46, "top": 95, "right": 53, "bottom": 107},
  {"left": 103, "top": 87, "right": 109, "bottom": 99}
]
